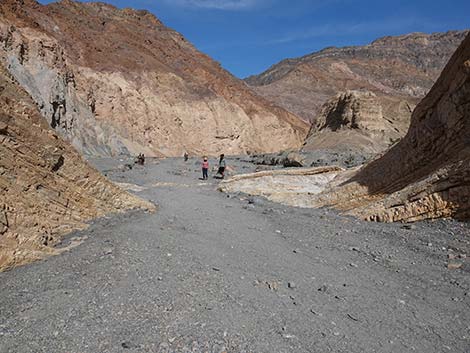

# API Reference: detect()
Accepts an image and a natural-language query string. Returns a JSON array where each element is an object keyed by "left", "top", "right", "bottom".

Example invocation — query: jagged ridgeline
[
  {"left": 0, "top": 0, "right": 308, "bottom": 157},
  {"left": 246, "top": 30, "right": 469, "bottom": 124}
]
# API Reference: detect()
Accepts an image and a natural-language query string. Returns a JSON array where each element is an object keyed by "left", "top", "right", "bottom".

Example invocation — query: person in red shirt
[{"left": 202, "top": 156, "right": 209, "bottom": 180}]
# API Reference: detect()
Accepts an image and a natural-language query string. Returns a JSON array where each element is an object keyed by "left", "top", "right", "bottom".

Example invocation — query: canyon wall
[
  {"left": 0, "top": 0, "right": 308, "bottom": 157},
  {"left": 0, "top": 62, "right": 154, "bottom": 270},
  {"left": 311, "top": 33, "right": 470, "bottom": 222}
]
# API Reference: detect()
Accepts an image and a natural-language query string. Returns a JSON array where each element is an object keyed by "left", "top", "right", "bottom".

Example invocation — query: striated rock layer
[
  {"left": 303, "top": 90, "right": 414, "bottom": 154},
  {"left": 311, "top": 33, "right": 470, "bottom": 222},
  {"left": 247, "top": 31, "right": 467, "bottom": 124},
  {"left": 0, "top": 63, "right": 154, "bottom": 271},
  {"left": 0, "top": 0, "right": 308, "bottom": 157}
]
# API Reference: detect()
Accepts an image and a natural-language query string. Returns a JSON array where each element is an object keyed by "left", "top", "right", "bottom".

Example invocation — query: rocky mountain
[
  {"left": 303, "top": 90, "right": 414, "bottom": 154},
  {"left": 0, "top": 62, "right": 154, "bottom": 271},
  {"left": 246, "top": 31, "right": 468, "bottom": 123},
  {"left": 311, "top": 32, "right": 470, "bottom": 222},
  {"left": 0, "top": 0, "right": 309, "bottom": 157}
]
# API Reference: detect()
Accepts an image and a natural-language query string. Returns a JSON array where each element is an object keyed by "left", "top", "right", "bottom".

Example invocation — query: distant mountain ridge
[{"left": 246, "top": 30, "right": 469, "bottom": 123}]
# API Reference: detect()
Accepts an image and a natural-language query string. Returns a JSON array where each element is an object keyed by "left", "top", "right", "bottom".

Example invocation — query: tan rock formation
[
  {"left": 0, "top": 0, "right": 308, "bottom": 157},
  {"left": 310, "top": 33, "right": 470, "bottom": 222},
  {"left": 303, "top": 90, "right": 414, "bottom": 154},
  {"left": 0, "top": 63, "right": 154, "bottom": 271}
]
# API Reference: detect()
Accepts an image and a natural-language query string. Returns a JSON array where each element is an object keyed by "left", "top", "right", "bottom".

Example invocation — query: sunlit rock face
[
  {"left": 0, "top": 62, "right": 154, "bottom": 271},
  {"left": 303, "top": 90, "right": 413, "bottom": 155},
  {"left": 310, "top": 33, "right": 470, "bottom": 223},
  {"left": 0, "top": 0, "right": 308, "bottom": 157},
  {"left": 227, "top": 33, "right": 470, "bottom": 223}
]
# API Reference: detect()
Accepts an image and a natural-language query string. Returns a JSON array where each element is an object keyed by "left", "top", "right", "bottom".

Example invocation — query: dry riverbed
[{"left": 0, "top": 157, "right": 469, "bottom": 353}]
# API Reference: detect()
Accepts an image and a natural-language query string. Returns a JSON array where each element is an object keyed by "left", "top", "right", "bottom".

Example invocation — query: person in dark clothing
[{"left": 217, "top": 154, "right": 226, "bottom": 179}]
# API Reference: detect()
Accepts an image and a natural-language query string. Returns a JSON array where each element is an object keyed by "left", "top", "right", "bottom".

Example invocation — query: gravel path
[{"left": 1, "top": 157, "right": 469, "bottom": 353}]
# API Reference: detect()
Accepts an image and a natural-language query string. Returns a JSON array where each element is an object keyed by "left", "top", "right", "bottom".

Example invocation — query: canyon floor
[{"left": 0, "top": 157, "right": 469, "bottom": 353}]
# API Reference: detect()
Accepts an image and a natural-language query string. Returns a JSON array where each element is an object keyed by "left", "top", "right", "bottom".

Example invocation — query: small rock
[
  {"left": 288, "top": 282, "right": 296, "bottom": 289},
  {"left": 402, "top": 224, "right": 416, "bottom": 230},
  {"left": 266, "top": 281, "right": 278, "bottom": 291},
  {"left": 448, "top": 262, "right": 463, "bottom": 270},
  {"left": 347, "top": 313, "right": 359, "bottom": 322},
  {"left": 318, "top": 285, "right": 328, "bottom": 292},
  {"left": 121, "top": 342, "right": 132, "bottom": 349},
  {"left": 348, "top": 247, "right": 360, "bottom": 252},
  {"left": 275, "top": 230, "right": 282, "bottom": 234},
  {"left": 349, "top": 263, "right": 358, "bottom": 268}
]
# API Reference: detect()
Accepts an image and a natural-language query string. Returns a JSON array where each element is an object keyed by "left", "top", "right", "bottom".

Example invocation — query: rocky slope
[
  {"left": 246, "top": 31, "right": 468, "bottom": 124},
  {"left": 0, "top": 62, "right": 154, "bottom": 271},
  {"left": 303, "top": 90, "right": 414, "bottom": 154},
  {"left": 0, "top": 0, "right": 308, "bottom": 157},
  {"left": 310, "top": 32, "right": 470, "bottom": 222}
]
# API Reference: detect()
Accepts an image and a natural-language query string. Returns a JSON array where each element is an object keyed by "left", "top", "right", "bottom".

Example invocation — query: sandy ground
[{"left": 0, "top": 157, "right": 469, "bottom": 353}]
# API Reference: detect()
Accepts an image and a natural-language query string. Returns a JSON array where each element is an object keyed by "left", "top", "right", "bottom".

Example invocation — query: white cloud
[{"left": 168, "top": 0, "right": 262, "bottom": 10}]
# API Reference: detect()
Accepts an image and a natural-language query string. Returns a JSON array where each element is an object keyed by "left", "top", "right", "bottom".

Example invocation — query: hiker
[
  {"left": 201, "top": 156, "right": 209, "bottom": 180},
  {"left": 217, "top": 154, "right": 226, "bottom": 179},
  {"left": 184, "top": 152, "right": 189, "bottom": 162}
]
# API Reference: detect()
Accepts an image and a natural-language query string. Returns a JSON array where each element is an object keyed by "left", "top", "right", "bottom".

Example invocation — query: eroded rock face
[
  {"left": 0, "top": 0, "right": 308, "bottom": 157},
  {"left": 0, "top": 62, "right": 154, "bottom": 270},
  {"left": 311, "top": 33, "right": 470, "bottom": 222},
  {"left": 222, "top": 34, "right": 470, "bottom": 223},
  {"left": 303, "top": 90, "right": 413, "bottom": 154},
  {"left": 246, "top": 31, "right": 467, "bottom": 123}
]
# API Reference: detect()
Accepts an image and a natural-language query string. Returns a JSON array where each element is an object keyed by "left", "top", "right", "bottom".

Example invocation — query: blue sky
[{"left": 38, "top": 0, "right": 469, "bottom": 78}]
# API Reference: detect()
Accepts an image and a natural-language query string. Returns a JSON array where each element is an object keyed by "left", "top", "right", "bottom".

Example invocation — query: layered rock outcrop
[
  {"left": 0, "top": 0, "right": 308, "bottom": 157},
  {"left": 246, "top": 31, "right": 467, "bottom": 124},
  {"left": 0, "top": 62, "right": 154, "bottom": 270},
  {"left": 222, "top": 34, "right": 470, "bottom": 223},
  {"left": 303, "top": 90, "right": 413, "bottom": 154},
  {"left": 311, "top": 33, "right": 470, "bottom": 222}
]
